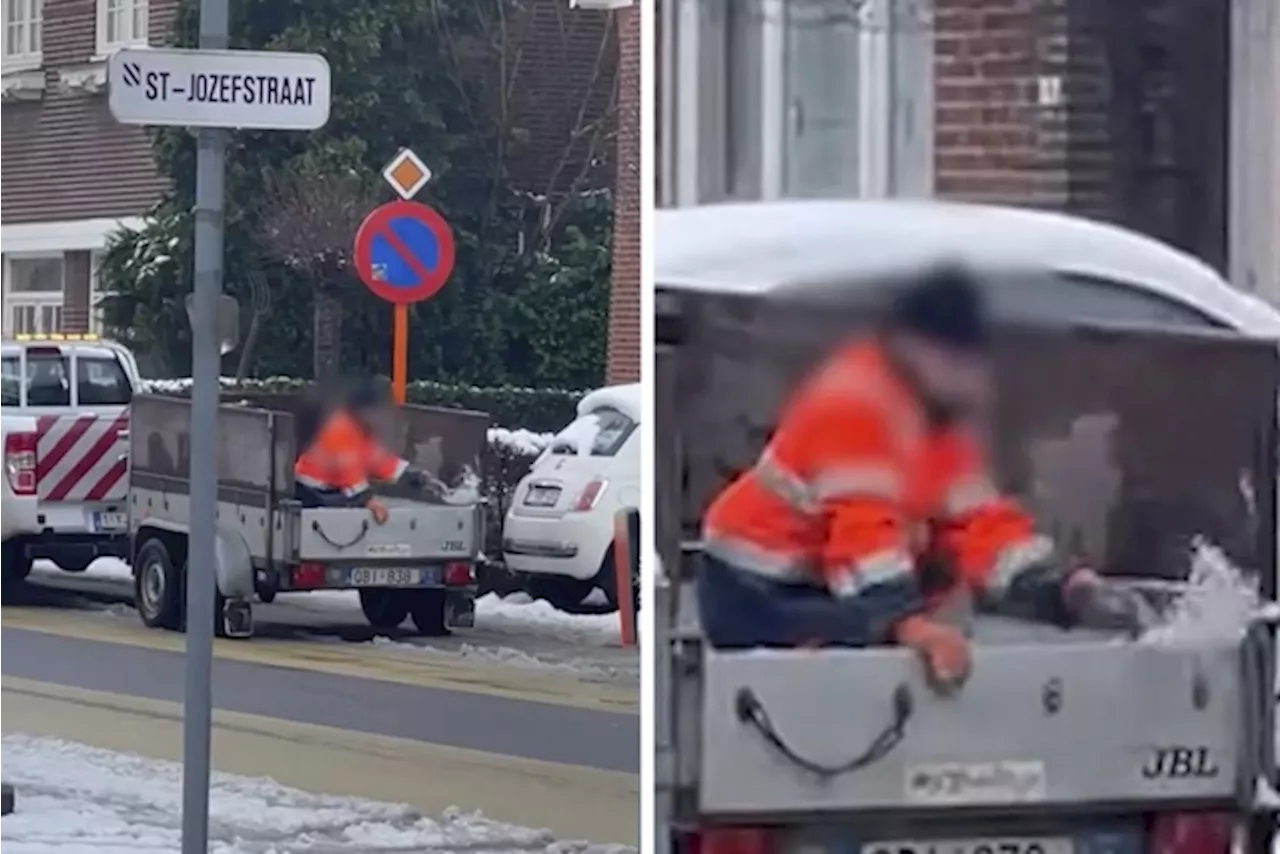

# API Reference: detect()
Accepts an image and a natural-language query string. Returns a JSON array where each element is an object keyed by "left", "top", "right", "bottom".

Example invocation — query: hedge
[{"left": 142, "top": 376, "right": 583, "bottom": 434}]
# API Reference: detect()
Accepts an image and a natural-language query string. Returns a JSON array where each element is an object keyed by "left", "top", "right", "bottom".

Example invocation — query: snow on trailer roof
[{"left": 656, "top": 200, "right": 1280, "bottom": 337}]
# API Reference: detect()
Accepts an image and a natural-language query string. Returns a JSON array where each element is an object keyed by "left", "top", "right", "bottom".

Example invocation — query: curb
[{"left": 1, "top": 782, "right": 13, "bottom": 815}]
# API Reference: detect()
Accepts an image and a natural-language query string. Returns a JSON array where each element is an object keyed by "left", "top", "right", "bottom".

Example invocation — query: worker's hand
[
  {"left": 404, "top": 469, "right": 445, "bottom": 500},
  {"left": 893, "top": 614, "right": 971, "bottom": 697},
  {"left": 366, "top": 497, "right": 390, "bottom": 526},
  {"left": 1062, "top": 568, "right": 1157, "bottom": 637}
]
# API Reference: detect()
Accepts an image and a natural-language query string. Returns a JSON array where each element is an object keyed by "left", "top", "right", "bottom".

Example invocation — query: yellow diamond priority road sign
[{"left": 382, "top": 148, "right": 432, "bottom": 200}]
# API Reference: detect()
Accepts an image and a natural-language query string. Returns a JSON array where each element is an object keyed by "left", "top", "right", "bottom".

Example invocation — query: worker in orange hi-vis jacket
[
  {"left": 698, "top": 266, "right": 1155, "bottom": 693},
  {"left": 294, "top": 378, "right": 441, "bottom": 524}
]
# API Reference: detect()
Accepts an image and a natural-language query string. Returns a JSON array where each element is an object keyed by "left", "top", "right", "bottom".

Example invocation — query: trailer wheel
[
  {"left": 410, "top": 589, "right": 449, "bottom": 636},
  {"left": 135, "top": 538, "right": 183, "bottom": 631},
  {"left": 359, "top": 589, "right": 410, "bottom": 631}
]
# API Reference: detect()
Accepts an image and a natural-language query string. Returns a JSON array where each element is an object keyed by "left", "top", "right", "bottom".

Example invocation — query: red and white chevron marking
[{"left": 35, "top": 413, "right": 129, "bottom": 503}]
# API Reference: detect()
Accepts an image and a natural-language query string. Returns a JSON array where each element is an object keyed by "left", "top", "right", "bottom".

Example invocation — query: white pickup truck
[{"left": 1, "top": 335, "right": 141, "bottom": 583}]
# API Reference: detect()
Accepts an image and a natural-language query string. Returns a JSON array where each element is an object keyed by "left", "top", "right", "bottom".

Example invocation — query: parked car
[{"left": 502, "top": 383, "right": 640, "bottom": 612}]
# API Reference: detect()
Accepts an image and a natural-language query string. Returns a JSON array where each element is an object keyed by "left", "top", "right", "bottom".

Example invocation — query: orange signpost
[
  {"left": 352, "top": 148, "right": 454, "bottom": 401},
  {"left": 612, "top": 507, "right": 640, "bottom": 647}
]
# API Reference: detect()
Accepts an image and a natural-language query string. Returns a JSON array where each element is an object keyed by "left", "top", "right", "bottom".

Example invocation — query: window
[
  {"left": 0, "top": 352, "right": 127, "bottom": 408},
  {"left": 76, "top": 355, "right": 132, "bottom": 405},
  {"left": 3, "top": 0, "right": 42, "bottom": 69},
  {"left": 24, "top": 352, "right": 70, "bottom": 407},
  {"left": 97, "top": 0, "right": 147, "bottom": 55},
  {"left": 1, "top": 356, "right": 19, "bottom": 406},
  {"left": 3, "top": 255, "right": 64, "bottom": 337},
  {"left": 548, "top": 407, "right": 638, "bottom": 458},
  {"left": 668, "top": 0, "right": 934, "bottom": 204}
]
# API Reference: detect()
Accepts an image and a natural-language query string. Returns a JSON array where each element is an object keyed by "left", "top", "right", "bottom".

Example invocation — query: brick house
[
  {"left": 2, "top": 0, "right": 644, "bottom": 387},
  {"left": 657, "top": 0, "right": 1279, "bottom": 301},
  {"left": 1, "top": 0, "right": 175, "bottom": 336}
]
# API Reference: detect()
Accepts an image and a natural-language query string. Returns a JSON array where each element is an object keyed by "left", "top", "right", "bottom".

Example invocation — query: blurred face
[{"left": 893, "top": 334, "right": 993, "bottom": 420}]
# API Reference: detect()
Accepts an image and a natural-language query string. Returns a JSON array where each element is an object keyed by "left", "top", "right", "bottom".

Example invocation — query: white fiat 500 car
[{"left": 502, "top": 383, "right": 640, "bottom": 611}]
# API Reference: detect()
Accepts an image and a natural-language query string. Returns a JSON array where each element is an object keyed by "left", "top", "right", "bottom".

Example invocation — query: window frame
[
  {"left": 2, "top": 253, "right": 65, "bottom": 337},
  {"left": 2, "top": 0, "right": 43, "bottom": 73},
  {"left": 95, "top": 0, "right": 148, "bottom": 58},
  {"left": 666, "top": 0, "right": 934, "bottom": 205}
]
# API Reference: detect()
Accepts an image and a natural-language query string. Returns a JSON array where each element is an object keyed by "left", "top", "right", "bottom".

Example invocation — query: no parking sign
[
  {"left": 353, "top": 148, "right": 456, "bottom": 403},
  {"left": 353, "top": 200, "right": 456, "bottom": 304}
]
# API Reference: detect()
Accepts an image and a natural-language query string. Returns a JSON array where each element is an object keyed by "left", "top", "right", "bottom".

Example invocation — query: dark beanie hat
[
  {"left": 348, "top": 375, "right": 392, "bottom": 411},
  {"left": 885, "top": 264, "right": 991, "bottom": 351}
]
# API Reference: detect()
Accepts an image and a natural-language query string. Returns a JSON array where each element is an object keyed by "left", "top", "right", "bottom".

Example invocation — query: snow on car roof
[
  {"left": 577, "top": 383, "right": 642, "bottom": 421},
  {"left": 656, "top": 200, "right": 1280, "bottom": 337}
]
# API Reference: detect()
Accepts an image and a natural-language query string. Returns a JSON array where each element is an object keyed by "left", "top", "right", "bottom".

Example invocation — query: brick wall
[
  {"left": 507, "top": 0, "right": 619, "bottom": 194},
  {"left": 932, "top": 0, "right": 1229, "bottom": 268},
  {"left": 605, "top": 5, "right": 641, "bottom": 385}
]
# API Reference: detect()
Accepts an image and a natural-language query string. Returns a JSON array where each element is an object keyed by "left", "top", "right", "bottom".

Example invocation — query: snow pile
[
  {"left": 0, "top": 735, "right": 632, "bottom": 854},
  {"left": 1139, "top": 537, "right": 1262, "bottom": 644},
  {"left": 476, "top": 592, "right": 630, "bottom": 647}
]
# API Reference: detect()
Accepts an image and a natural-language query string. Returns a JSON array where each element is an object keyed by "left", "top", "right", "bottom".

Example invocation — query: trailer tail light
[
  {"left": 680, "top": 827, "right": 776, "bottom": 854},
  {"left": 443, "top": 562, "right": 474, "bottom": 587},
  {"left": 1148, "top": 812, "right": 1232, "bottom": 854},
  {"left": 291, "top": 561, "right": 326, "bottom": 589},
  {"left": 5, "top": 431, "right": 38, "bottom": 496},
  {"left": 571, "top": 478, "right": 607, "bottom": 512}
]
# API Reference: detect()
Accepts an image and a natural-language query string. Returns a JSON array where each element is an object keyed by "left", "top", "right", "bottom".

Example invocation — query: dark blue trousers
[{"left": 695, "top": 552, "right": 922, "bottom": 649}]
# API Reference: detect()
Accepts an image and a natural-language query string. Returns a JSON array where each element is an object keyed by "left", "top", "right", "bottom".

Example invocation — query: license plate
[
  {"left": 861, "top": 837, "right": 1072, "bottom": 854},
  {"left": 91, "top": 511, "right": 128, "bottom": 532},
  {"left": 349, "top": 567, "right": 423, "bottom": 587},
  {"left": 524, "top": 485, "right": 561, "bottom": 507}
]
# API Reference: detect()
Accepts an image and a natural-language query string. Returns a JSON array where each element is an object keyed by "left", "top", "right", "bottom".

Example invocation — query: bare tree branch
[{"left": 259, "top": 168, "right": 384, "bottom": 278}]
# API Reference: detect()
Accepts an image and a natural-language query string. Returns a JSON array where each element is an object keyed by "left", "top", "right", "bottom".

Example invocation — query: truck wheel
[
  {"left": 135, "top": 539, "right": 183, "bottom": 631},
  {"left": 359, "top": 589, "right": 409, "bottom": 631},
  {"left": 0, "top": 545, "right": 31, "bottom": 599},
  {"left": 410, "top": 589, "right": 449, "bottom": 636}
]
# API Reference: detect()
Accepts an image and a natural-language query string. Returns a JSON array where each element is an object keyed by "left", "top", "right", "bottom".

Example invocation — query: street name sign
[{"left": 108, "top": 47, "right": 331, "bottom": 131}]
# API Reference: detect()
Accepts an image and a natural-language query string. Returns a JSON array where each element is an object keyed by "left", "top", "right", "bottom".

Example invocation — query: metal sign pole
[{"left": 183, "top": 0, "right": 229, "bottom": 849}]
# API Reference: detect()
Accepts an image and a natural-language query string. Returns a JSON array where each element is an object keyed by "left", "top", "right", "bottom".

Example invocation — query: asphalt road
[{"left": 1, "top": 581, "right": 640, "bottom": 844}]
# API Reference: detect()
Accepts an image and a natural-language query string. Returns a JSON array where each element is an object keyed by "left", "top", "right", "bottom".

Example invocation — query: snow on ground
[
  {"left": 45, "top": 560, "right": 628, "bottom": 647},
  {"left": 1, "top": 734, "right": 632, "bottom": 854}
]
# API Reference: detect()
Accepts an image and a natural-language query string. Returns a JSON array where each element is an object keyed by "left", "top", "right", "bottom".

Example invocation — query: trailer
[
  {"left": 654, "top": 201, "right": 1280, "bottom": 854},
  {"left": 127, "top": 393, "right": 489, "bottom": 639}
]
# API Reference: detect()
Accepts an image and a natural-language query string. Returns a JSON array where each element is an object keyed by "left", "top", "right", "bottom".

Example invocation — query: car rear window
[
  {"left": 0, "top": 351, "right": 132, "bottom": 407},
  {"left": 548, "top": 407, "right": 637, "bottom": 458},
  {"left": 76, "top": 356, "right": 133, "bottom": 405},
  {"left": 25, "top": 353, "right": 71, "bottom": 407}
]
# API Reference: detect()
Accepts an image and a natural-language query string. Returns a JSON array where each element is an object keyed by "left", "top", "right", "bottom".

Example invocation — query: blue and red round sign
[{"left": 353, "top": 200, "right": 456, "bottom": 305}]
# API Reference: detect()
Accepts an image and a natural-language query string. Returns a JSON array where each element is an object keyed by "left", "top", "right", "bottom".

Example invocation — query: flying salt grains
[{"left": 1139, "top": 536, "right": 1261, "bottom": 644}]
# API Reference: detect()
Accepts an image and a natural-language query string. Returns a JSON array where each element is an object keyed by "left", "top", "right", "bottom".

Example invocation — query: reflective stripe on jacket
[
  {"left": 294, "top": 409, "right": 409, "bottom": 500},
  {"left": 702, "top": 338, "right": 1052, "bottom": 603}
]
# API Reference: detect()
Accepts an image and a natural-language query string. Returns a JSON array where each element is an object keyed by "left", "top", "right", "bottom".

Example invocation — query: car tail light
[
  {"left": 570, "top": 478, "right": 607, "bottom": 512},
  {"left": 681, "top": 827, "right": 776, "bottom": 854},
  {"left": 443, "top": 562, "right": 474, "bottom": 587},
  {"left": 5, "top": 431, "right": 38, "bottom": 496},
  {"left": 1148, "top": 812, "right": 1232, "bottom": 854},
  {"left": 291, "top": 561, "right": 326, "bottom": 589}
]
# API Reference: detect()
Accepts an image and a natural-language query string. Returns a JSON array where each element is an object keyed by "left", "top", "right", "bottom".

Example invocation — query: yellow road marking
[
  {"left": 1, "top": 606, "right": 638, "bottom": 714},
  {"left": 2, "top": 677, "right": 638, "bottom": 845}
]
